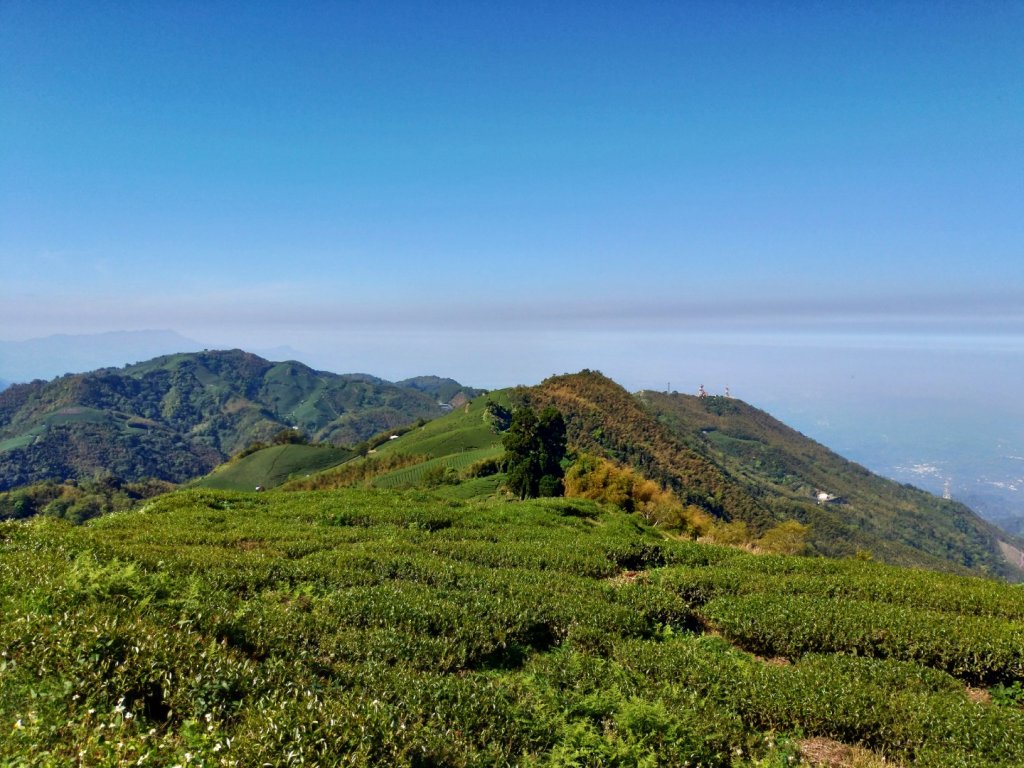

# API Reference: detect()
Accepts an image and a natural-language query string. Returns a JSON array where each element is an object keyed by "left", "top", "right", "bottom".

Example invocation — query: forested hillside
[
  {"left": 517, "top": 372, "right": 1021, "bottom": 580},
  {"left": 0, "top": 350, "right": 479, "bottom": 490},
  {"left": 639, "top": 388, "right": 1020, "bottom": 578}
]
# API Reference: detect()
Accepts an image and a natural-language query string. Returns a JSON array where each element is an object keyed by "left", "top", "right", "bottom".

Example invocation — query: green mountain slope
[
  {"left": 285, "top": 391, "right": 511, "bottom": 492},
  {"left": 0, "top": 350, "right": 478, "bottom": 490},
  {"left": 395, "top": 375, "right": 485, "bottom": 406},
  {"left": 279, "top": 370, "right": 1021, "bottom": 579},
  {"left": 2, "top": 487, "right": 1023, "bottom": 765},
  {"left": 523, "top": 371, "right": 770, "bottom": 526},
  {"left": 518, "top": 371, "right": 1021, "bottom": 578},
  {"left": 194, "top": 443, "right": 356, "bottom": 491},
  {"left": 639, "top": 389, "right": 1022, "bottom": 578},
  {"left": 372, "top": 392, "right": 508, "bottom": 459}
]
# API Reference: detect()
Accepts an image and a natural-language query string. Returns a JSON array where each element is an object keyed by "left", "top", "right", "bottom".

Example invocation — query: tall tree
[{"left": 502, "top": 406, "right": 566, "bottom": 498}]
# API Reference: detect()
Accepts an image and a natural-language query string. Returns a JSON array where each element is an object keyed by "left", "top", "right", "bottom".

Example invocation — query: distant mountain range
[{"left": 0, "top": 349, "right": 481, "bottom": 490}]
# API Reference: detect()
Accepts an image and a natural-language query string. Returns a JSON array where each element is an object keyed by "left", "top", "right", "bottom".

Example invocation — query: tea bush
[{"left": 2, "top": 488, "right": 1023, "bottom": 766}]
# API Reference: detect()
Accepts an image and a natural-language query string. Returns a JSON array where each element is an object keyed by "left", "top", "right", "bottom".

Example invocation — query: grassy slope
[
  {"left": 371, "top": 447, "right": 502, "bottom": 488},
  {"left": 294, "top": 391, "right": 510, "bottom": 491},
  {"left": 515, "top": 371, "right": 1018, "bottom": 579},
  {"left": 194, "top": 443, "right": 355, "bottom": 491},
  {"left": 373, "top": 392, "right": 508, "bottom": 458},
  {"left": 2, "top": 487, "right": 1023, "bottom": 766},
  {"left": 286, "top": 374, "right": 1019, "bottom": 578},
  {"left": 640, "top": 390, "right": 1024, "bottom": 580}
]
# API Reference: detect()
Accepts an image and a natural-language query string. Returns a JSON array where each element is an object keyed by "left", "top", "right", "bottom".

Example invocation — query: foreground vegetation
[{"left": 2, "top": 487, "right": 1022, "bottom": 766}]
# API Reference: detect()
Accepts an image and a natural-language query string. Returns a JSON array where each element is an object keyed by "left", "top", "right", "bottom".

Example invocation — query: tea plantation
[{"left": 2, "top": 488, "right": 1023, "bottom": 766}]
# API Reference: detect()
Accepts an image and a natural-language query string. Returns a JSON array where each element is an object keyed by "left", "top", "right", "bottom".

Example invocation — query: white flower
[{"left": 13, "top": 719, "right": 23, "bottom": 730}]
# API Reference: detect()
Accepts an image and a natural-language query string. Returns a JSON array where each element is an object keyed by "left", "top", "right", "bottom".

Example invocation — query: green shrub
[{"left": 3, "top": 488, "right": 1024, "bottom": 766}]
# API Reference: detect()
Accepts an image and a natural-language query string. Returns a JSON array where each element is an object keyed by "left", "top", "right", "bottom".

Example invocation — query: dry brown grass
[
  {"left": 798, "top": 737, "right": 893, "bottom": 767},
  {"left": 605, "top": 569, "right": 649, "bottom": 587},
  {"left": 966, "top": 686, "right": 992, "bottom": 704}
]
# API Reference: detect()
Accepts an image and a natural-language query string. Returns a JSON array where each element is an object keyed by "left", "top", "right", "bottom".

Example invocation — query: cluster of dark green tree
[
  {"left": 0, "top": 476, "right": 174, "bottom": 524},
  {"left": 501, "top": 406, "right": 567, "bottom": 498}
]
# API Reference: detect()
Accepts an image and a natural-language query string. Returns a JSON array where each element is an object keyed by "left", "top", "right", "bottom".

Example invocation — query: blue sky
[{"left": 1, "top": 1, "right": 1022, "bottom": 395}]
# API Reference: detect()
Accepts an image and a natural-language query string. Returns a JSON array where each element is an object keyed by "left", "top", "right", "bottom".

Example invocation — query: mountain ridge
[
  {"left": 0, "top": 349, "right": 481, "bottom": 490},
  {"left": 520, "top": 371, "right": 1020, "bottom": 579},
  {"left": 284, "top": 369, "right": 1022, "bottom": 580},
  {"left": 3, "top": 354, "right": 1019, "bottom": 580}
]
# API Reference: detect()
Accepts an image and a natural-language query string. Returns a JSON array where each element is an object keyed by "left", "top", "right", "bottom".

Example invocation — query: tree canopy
[{"left": 502, "top": 406, "right": 567, "bottom": 498}]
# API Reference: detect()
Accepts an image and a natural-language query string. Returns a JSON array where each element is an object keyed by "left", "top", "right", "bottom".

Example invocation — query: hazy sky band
[{"left": 2, "top": 2, "right": 1022, "bottom": 385}]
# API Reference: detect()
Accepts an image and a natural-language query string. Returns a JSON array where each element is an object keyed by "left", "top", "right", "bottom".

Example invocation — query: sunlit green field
[
  {"left": 2, "top": 488, "right": 1023, "bottom": 766},
  {"left": 195, "top": 444, "right": 356, "bottom": 491},
  {"left": 372, "top": 446, "right": 503, "bottom": 489}
]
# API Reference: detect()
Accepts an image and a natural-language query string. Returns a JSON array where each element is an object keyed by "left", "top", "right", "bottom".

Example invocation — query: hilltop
[
  {"left": 0, "top": 350, "right": 480, "bottom": 490},
  {"left": 293, "top": 371, "right": 1022, "bottom": 580}
]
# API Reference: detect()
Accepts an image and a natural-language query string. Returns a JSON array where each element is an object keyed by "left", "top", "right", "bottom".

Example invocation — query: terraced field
[
  {"left": 2, "top": 487, "right": 1022, "bottom": 766},
  {"left": 372, "top": 446, "right": 503, "bottom": 488},
  {"left": 195, "top": 443, "right": 355, "bottom": 490}
]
